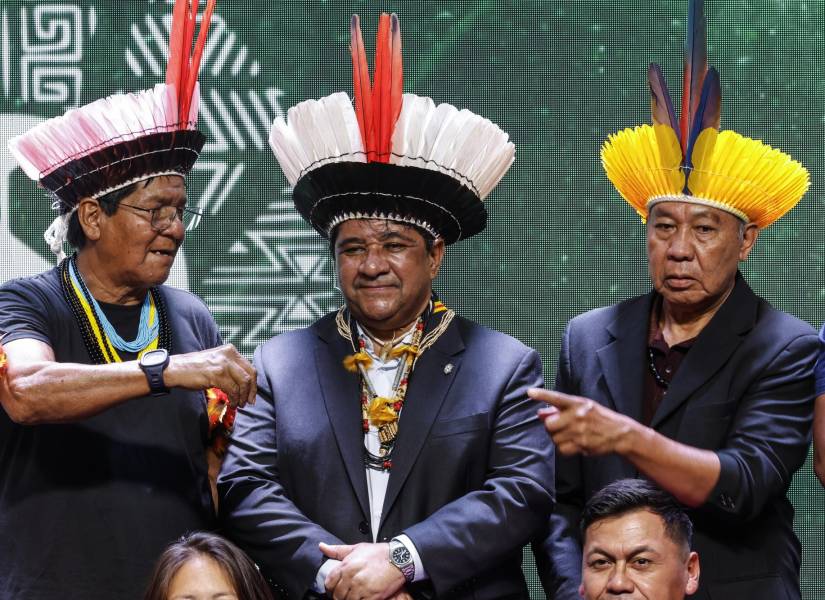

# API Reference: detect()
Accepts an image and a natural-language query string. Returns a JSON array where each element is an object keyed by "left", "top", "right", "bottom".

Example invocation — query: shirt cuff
[
  {"left": 396, "top": 534, "right": 428, "bottom": 583},
  {"left": 314, "top": 558, "right": 341, "bottom": 593}
]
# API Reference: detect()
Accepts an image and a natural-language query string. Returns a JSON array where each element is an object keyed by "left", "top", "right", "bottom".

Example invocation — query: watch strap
[
  {"left": 389, "top": 538, "right": 415, "bottom": 583},
  {"left": 140, "top": 349, "right": 170, "bottom": 396}
]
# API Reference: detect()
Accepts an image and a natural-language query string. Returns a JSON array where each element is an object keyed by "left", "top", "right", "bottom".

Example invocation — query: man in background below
[{"left": 579, "top": 478, "right": 700, "bottom": 600}]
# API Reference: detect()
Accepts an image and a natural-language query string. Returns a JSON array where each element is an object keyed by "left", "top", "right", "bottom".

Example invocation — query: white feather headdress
[{"left": 269, "top": 13, "right": 515, "bottom": 244}]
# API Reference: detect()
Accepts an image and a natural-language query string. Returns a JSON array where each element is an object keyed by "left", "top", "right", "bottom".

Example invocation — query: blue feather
[
  {"left": 681, "top": 0, "right": 708, "bottom": 151},
  {"left": 684, "top": 67, "right": 721, "bottom": 180},
  {"left": 648, "top": 63, "right": 680, "bottom": 142}
]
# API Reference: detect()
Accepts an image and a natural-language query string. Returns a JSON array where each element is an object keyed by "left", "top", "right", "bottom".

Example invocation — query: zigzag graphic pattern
[
  {"left": 124, "top": 11, "right": 284, "bottom": 152},
  {"left": 123, "top": 5, "right": 332, "bottom": 357}
]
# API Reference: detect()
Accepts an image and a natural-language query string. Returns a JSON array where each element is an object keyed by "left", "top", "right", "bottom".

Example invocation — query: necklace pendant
[{"left": 379, "top": 421, "right": 398, "bottom": 444}]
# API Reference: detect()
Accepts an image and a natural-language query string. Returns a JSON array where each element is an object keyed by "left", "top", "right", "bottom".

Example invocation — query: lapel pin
[{"left": 443, "top": 363, "right": 453, "bottom": 375}]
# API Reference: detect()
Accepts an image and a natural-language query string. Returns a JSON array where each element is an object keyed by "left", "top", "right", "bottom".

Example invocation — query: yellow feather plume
[
  {"left": 368, "top": 396, "right": 398, "bottom": 426},
  {"left": 343, "top": 351, "right": 373, "bottom": 373},
  {"left": 601, "top": 125, "right": 684, "bottom": 220},
  {"left": 389, "top": 344, "right": 418, "bottom": 360},
  {"left": 602, "top": 124, "right": 809, "bottom": 228},
  {"left": 686, "top": 130, "right": 810, "bottom": 228}
]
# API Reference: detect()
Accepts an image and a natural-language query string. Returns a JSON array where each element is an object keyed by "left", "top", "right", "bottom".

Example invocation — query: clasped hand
[{"left": 320, "top": 542, "right": 408, "bottom": 600}]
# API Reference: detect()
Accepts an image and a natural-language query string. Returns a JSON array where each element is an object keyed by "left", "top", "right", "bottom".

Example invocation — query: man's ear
[
  {"left": 738, "top": 223, "right": 759, "bottom": 261},
  {"left": 429, "top": 238, "right": 445, "bottom": 279},
  {"left": 76, "top": 197, "right": 103, "bottom": 243},
  {"left": 684, "top": 551, "right": 700, "bottom": 595}
]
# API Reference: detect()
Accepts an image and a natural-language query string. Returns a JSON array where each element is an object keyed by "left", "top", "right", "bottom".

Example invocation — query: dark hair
[
  {"left": 143, "top": 531, "right": 274, "bottom": 600},
  {"left": 581, "top": 478, "right": 693, "bottom": 553},
  {"left": 66, "top": 179, "right": 149, "bottom": 249},
  {"left": 328, "top": 219, "right": 436, "bottom": 255}
]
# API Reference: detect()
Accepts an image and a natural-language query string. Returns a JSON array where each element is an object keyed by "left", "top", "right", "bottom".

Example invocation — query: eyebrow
[
  {"left": 651, "top": 206, "right": 721, "bottom": 222},
  {"left": 335, "top": 230, "right": 416, "bottom": 247},
  {"left": 586, "top": 545, "right": 659, "bottom": 559}
]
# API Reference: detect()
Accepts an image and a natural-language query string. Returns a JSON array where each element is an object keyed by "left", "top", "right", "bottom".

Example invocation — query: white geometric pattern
[{"left": 124, "top": 4, "right": 333, "bottom": 356}]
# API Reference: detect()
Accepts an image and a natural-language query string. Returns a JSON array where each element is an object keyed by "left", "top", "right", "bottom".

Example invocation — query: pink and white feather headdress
[{"left": 8, "top": 0, "right": 216, "bottom": 258}]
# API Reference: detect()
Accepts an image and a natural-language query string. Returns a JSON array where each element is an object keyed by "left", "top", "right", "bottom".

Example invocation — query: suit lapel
[
  {"left": 596, "top": 294, "right": 654, "bottom": 423},
  {"left": 314, "top": 318, "right": 370, "bottom": 520},
  {"left": 650, "top": 275, "right": 758, "bottom": 428},
  {"left": 380, "top": 319, "right": 465, "bottom": 527}
]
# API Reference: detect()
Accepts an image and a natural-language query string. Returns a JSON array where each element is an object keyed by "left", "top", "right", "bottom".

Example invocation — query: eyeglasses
[{"left": 117, "top": 202, "right": 204, "bottom": 232}]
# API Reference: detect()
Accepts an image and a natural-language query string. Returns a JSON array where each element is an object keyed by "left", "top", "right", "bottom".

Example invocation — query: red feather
[
  {"left": 165, "top": 0, "right": 188, "bottom": 93},
  {"left": 373, "top": 14, "right": 392, "bottom": 162},
  {"left": 350, "top": 15, "right": 374, "bottom": 159},
  {"left": 178, "top": 0, "right": 196, "bottom": 123},
  {"left": 181, "top": 0, "right": 216, "bottom": 125}
]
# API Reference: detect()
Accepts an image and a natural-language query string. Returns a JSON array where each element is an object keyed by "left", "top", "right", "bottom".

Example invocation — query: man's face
[
  {"left": 334, "top": 219, "right": 444, "bottom": 335},
  {"left": 91, "top": 175, "right": 187, "bottom": 289},
  {"left": 580, "top": 509, "right": 700, "bottom": 600},
  {"left": 646, "top": 202, "right": 758, "bottom": 313}
]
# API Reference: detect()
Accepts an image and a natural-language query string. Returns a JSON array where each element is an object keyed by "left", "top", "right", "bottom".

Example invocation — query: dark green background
[{"left": 1, "top": 0, "right": 822, "bottom": 597}]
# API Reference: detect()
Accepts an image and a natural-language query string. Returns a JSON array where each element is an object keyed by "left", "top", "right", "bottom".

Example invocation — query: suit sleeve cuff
[
  {"left": 706, "top": 450, "right": 741, "bottom": 514},
  {"left": 396, "top": 534, "right": 428, "bottom": 583},
  {"left": 314, "top": 559, "right": 341, "bottom": 593}
]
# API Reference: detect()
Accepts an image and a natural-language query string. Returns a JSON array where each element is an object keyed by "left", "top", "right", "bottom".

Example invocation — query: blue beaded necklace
[{"left": 67, "top": 259, "right": 159, "bottom": 353}]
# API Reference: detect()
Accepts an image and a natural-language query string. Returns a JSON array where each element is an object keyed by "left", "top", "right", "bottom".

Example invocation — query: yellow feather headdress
[{"left": 602, "top": 0, "right": 809, "bottom": 229}]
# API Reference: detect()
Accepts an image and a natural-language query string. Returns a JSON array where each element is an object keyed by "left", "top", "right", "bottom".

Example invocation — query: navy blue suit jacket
[
  {"left": 537, "top": 275, "right": 816, "bottom": 600},
  {"left": 219, "top": 312, "right": 555, "bottom": 599}
]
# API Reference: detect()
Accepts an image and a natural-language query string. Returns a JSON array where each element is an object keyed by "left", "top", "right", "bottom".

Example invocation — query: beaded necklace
[
  {"left": 59, "top": 255, "right": 170, "bottom": 364},
  {"left": 647, "top": 348, "right": 670, "bottom": 389},
  {"left": 59, "top": 255, "right": 233, "bottom": 454},
  {"left": 338, "top": 296, "right": 455, "bottom": 471},
  {"left": 68, "top": 259, "right": 158, "bottom": 354}
]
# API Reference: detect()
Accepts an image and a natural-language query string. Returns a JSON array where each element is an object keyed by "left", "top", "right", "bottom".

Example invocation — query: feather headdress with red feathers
[
  {"left": 8, "top": 0, "right": 216, "bottom": 258},
  {"left": 269, "top": 14, "right": 515, "bottom": 245}
]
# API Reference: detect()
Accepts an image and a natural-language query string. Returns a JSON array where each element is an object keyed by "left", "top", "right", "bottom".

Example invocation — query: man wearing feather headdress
[
  {"left": 218, "top": 14, "right": 554, "bottom": 600},
  {"left": 0, "top": 2, "right": 256, "bottom": 598},
  {"left": 532, "top": 1, "right": 815, "bottom": 599}
]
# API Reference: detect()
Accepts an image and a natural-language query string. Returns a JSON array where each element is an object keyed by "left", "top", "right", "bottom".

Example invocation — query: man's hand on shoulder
[
  {"left": 320, "top": 542, "right": 405, "bottom": 600},
  {"left": 165, "top": 343, "right": 256, "bottom": 407}
]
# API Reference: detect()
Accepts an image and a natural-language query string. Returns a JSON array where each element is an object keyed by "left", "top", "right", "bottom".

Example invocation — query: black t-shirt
[{"left": 0, "top": 267, "right": 222, "bottom": 599}]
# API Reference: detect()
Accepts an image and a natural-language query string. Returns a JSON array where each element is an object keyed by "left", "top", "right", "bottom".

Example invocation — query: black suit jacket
[
  {"left": 218, "top": 312, "right": 555, "bottom": 599},
  {"left": 537, "top": 276, "right": 816, "bottom": 600}
]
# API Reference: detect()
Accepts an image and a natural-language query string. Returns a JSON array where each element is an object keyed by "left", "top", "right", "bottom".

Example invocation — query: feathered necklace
[{"left": 337, "top": 295, "right": 454, "bottom": 471}]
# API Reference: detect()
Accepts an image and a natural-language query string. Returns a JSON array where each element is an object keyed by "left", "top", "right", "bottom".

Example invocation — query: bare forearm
[
  {"left": 621, "top": 424, "right": 721, "bottom": 507},
  {"left": 2, "top": 360, "right": 151, "bottom": 424}
]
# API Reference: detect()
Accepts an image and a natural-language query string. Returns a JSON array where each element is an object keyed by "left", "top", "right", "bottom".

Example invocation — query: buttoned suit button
[{"left": 358, "top": 520, "right": 370, "bottom": 535}]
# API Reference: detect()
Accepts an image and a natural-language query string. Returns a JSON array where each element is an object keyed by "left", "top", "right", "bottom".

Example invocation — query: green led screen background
[{"left": 0, "top": 0, "right": 823, "bottom": 597}]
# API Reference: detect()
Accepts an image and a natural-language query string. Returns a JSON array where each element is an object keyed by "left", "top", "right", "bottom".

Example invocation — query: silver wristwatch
[{"left": 389, "top": 537, "right": 415, "bottom": 583}]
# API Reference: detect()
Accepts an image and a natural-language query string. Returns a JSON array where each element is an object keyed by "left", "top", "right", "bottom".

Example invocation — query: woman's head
[{"left": 144, "top": 532, "right": 274, "bottom": 600}]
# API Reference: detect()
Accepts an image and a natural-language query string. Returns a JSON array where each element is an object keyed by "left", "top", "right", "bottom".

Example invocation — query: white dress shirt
[{"left": 314, "top": 327, "right": 427, "bottom": 592}]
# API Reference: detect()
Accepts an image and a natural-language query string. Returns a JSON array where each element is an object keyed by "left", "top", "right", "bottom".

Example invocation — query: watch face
[
  {"left": 392, "top": 546, "right": 411, "bottom": 565},
  {"left": 142, "top": 350, "right": 168, "bottom": 367}
]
